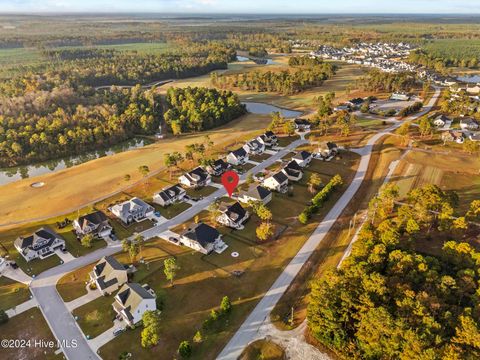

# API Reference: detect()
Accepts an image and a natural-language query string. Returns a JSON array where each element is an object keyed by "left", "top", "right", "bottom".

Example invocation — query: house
[
  {"left": 466, "top": 85, "right": 480, "bottom": 95},
  {"left": 206, "top": 159, "right": 230, "bottom": 176},
  {"left": 227, "top": 147, "right": 249, "bottom": 166},
  {"left": 318, "top": 142, "right": 339, "bottom": 157},
  {"left": 90, "top": 256, "right": 128, "bottom": 295},
  {"left": 244, "top": 139, "right": 265, "bottom": 155},
  {"left": 179, "top": 222, "right": 227, "bottom": 254},
  {"left": 460, "top": 118, "right": 479, "bottom": 131},
  {"left": 179, "top": 167, "right": 211, "bottom": 189},
  {"left": 293, "top": 118, "right": 311, "bottom": 132},
  {"left": 259, "top": 131, "right": 278, "bottom": 147},
  {"left": 469, "top": 132, "right": 480, "bottom": 142},
  {"left": 334, "top": 104, "right": 351, "bottom": 112},
  {"left": 346, "top": 98, "right": 364, "bottom": 109},
  {"left": 110, "top": 197, "right": 154, "bottom": 225},
  {"left": 282, "top": 160, "right": 303, "bottom": 182},
  {"left": 216, "top": 202, "right": 250, "bottom": 230},
  {"left": 390, "top": 92, "right": 410, "bottom": 101},
  {"left": 153, "top": 184, "right": 187, "bottom": 207},
  {"left": 238, "top": 185, "right": 273, "bottom": 205},
  {"left": 292, "top": 151, "right": 313, "bottom": 168},
  {"left": 73, "top": 211, "right": 112, "bottom": 238},
  {"left": 263, "top": 171, "right": 289, "bottom": 193},
  {"left": 14, "top": 227, "right": 66, "bottom": 262},
  {"left": 433, "top": 114, "right": 451, "bottom": 128},
  {"left": 442, "top": 130, "right": 465, "bottom": 144},
  {"left": 112, "top": 283, "right": 156, "bottom": 327}
]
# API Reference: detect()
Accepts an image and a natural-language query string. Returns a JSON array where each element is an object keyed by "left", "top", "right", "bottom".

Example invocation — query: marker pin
[{"left": 221, "top": 170, "right": 240, "bottom": 197}]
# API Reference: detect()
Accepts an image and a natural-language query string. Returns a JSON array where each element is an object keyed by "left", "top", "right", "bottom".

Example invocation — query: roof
[
  {"left": 114, "top": 283, "right": 155, "bottom": 319},
  {"left": 294, "top": 118, "right": 310, "bottom": 126},
  {"left": 460, "top": 118, "right": 478, "bottom": 125},
  {"left": 219, "top": 202, "right": 248, "bottom": 224},
  {"left": 155, "top": 184, "right": 184, "bottom": 202},
  {"left": 264, "top": 130, "right": 277, "bottom": 138},
  {"left": 272, "top": 171, "right": 288, "bottom": 184},
  {"left": 77, "top": 211, "right": 109, "bottom": 230},
  {"left": 435, "top": 114, "right": 450, "bottom": 122},
  {"left": 14, "top": 227, "right": 61, "bottom": 251},
  {"left": 240, "top": 185, "right": 271, "bottom": 201},
  {"left": 213, "top": 159, "right": 228, "bottom": 169},
  {"left": 285, "top": 160, "right": 302, "bottom": 172},
  {"left": 231, "top": 147, "right": 247, "bottom": 158},
  {"left": 181, "top": 223, "right": 220, "bottom": 249},
  {"left": 93, "top": 256, "right": 127, "bottom": 290},
  {"left": 185, "top": 167, "right": 209, "bottom": 182},
  {"left": 293, "top": 151, "right": 312, "bottom": 161},
  {"left": 348, "top": 98, "right": 364, "bottom": 105}
]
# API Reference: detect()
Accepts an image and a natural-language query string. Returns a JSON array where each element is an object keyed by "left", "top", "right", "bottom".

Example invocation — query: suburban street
[
  {"left": 27, "top": 136, "right": 307, "bottom": 360},
  {"left": 216, "top": 87, "right": 441, "bottom": 360}
]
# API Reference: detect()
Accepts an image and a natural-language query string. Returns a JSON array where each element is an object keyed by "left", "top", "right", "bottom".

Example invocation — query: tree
[
  {"left": 141, "top": 310, "right": 161, "bottom": 348},
  {"left": 81, "top": 233, "right": 94, "bottom": 248},
  {"left": 124, "top": 174, "right": 131, "bottom": 182},
  {"left": 0, "top": 309, "right": 8, "bottom": 324},
  {"left": 283, "top": 121, "right": 295, "bottom": 136},
  {"left": 164, "top": 257, "right": 179, "bottom": 286},
  {"left": 463, "top": 139, "right": 479, "bottom": 154},
  {"left": 418, "top": 117, "right": 433, "bottom": 138},
  {"left": 220, "top": 296, "right": 232, "bottom": 314},
  {"left": 245, "top": 172, "right": 254, "bottom": 185},
  {"left": 122, "top": 239, "right": 139, "bottom": 264},
  {"left": 254, "top": 203, "right": 272, "bottom": 223},
  {"left": 134, "top": 234, "right": 145, "bottom": 258},
  {"left": 178, "top": 340, "right": 192, "bottom": 358},
  {"left": 397, "top": 121, "right": 411, "bottom": 145},
  {"left": 308, "top": 173, "right": 322, "bottom": 194},
  {"left": 256, "top": 222, "right": 274, "bottom": 242},
  {"left": 138, "top": 165, "right": 150, "bottom": 178},
  {"left": 193, "top": 330, "right": 203, "bottom": 343}
]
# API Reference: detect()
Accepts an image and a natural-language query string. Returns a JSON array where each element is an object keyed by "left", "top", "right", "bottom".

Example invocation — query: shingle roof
[
  {"left": 231, "top": 147, "right": 247, "bottom": 158},
  {"left": 220, "top": 202, "right": 247, "bottom": 224},
  {"left": 240, "top": 185, "right": 271, "bottom": 201},
  {"left": 272, "top": 171, "right": 288, "bottom": 184},
  {"left": 293, "top": 151, "right": 312, "bottom": 161},
  {"left": 182, "top": 223, "right": 220, "bottom": 249}
]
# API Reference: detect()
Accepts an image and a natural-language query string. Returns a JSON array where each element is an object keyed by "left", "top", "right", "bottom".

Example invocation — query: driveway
[{"left": 216, "top": 87, "right": 441, "bottom": 360}]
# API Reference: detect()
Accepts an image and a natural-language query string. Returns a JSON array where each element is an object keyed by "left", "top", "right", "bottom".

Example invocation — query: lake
[
  {"left": 236, "top": 56, "right": 276, "bottom": 65},
  {"left": 243, "top": 102, "right": 303, "bottom": 118},
  {"left": 457, "top": 74, "right": 480, "bottom": 83},
  {"left": 0, "top": 137, "right": 153, "bottom": 186}
]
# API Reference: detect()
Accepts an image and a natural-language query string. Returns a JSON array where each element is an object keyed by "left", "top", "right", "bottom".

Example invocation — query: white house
[
  {"left": 433, "top": 114, "right": 451, "bottom": 128},
  {"left": 460, "top": 118, "right": 479, "bottom": 131},
  {"left": 263, "top": 171, "right": 289, "bottom": 193},
  {"left": 14, "top": 227, "right": 66, "bottom": 262},
  {"left": 206, "top": 159, "right": 230, "bottom": 176},
  {"left": 238, "top": 185, "right": 272, "bottom": 205},
  {"left": 281, "top": 160, "right": 303, "bottom": 182},
  {"left": 90, "top": 256, "right": 128, "bottom": 296},
  {"left": 293, "top": 119, "right": 311, "bottom": 132},
  {"left": 110, "top": 198, "right": 154, "bottom": 225},
  {"left": 179, "top": 222, "right": 227, "bottom": 254},
  {"left": 442, "top": 130, "right": 465, "bottom": 144},
  {"left": 73, "top": 211, "right": 112, "bottom": 238},
  {"left": 227, "top": 147, "right": 249, "bottom": 166},
  {"left": 390, "top": 92, "right": 410, "bottom": 101},
  {"left": 244, "top": 139, "right": 265, "bottom": 155},
  {"left": 179, "top": 167, "right": 211, "bottom": 189},
  {"left": 112, "top": 283, "right": 156, "bottom": 327},
  {"left": 153, "top": 184, "right": 187, "bottom": 207},
  {"left": 258, "top": 131, "right": 278, "bottom": 147},
  {"left": 216, "top": 202, "right": 250, "bottom": 230},
  {"left": 317, "top": 142, "right": 339, "bottom": 157},
  {"left": 292, "top": 151, "right": 313, "bottom": 168}
]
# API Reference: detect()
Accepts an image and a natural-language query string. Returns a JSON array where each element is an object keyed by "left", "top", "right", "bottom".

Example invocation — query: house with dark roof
[
  {"left": 112, "top": 283, "right": 156, "bottom": 327},
  {"left": 282, "top": 160, "right": 303, "bottom": 182},
  {"left": 238, "top": 185, "right": 272, "bottom": 205},
  {"left": 216, "top": 202, "right": 250, "bottom": 230},
  {"left": 178, "top": 167, "right": 211, "bottom": 189},
  {"left": 258, "top": 131, "right": 278, "bottom": 147},
  {"left": 346, "top": 98, "right": 364, "bottom": 109},
  {"left": 460, "top": 118, "right": 479, "bottom": 131},
  {"left": 206, "top": 159, "right": 230, "bottom": 176},
  {"left": 179, "top": 222, "right": 226, "bottom": 254},
  {"left": 292, "top": 151, "right": 313, "bottom": 167},
  {"left": 433, "top": 114, "right": 451, "bottom": 128},
  {"left": 73, "top": 211, "right": 112, "bottom": 238},
  {"left": 153, "top": 184, "right": 186, "bottom": 207},
  {"left": 90, "top": 256, "right": 128, "bottom": 295},
  {"left": 110, "top": 197, "right": 154, "bottom": 225},
  {"left": 293, "top": 118, "right": 311, "bottom": 132},
  {"left": 317, "top": 142, "right": 339, "bottom": 157},
  {"left": 14, "top": 227, "right": 66, "bottom": 262},
  {"left": 263, "top": 171, "right": 289, "bottom": 193},
  {"left": 243, "top": 138, "right": 265, "bottom": 155},
  {"left": 227, "top": 147, "right": 249, "bottom": 166}
]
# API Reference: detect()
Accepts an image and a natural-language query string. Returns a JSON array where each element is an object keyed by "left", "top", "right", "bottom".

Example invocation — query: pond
[
  {"left": 457, "top": 74, "right": 480, "bottom": 83},
  {"left": 0, "top": 137, "right": 154, "bottom": 186},
  {"left": 236, "top": 56, "right": 276, "bottom": 65},
  {"left": 242, "top": 102, "right": 303, "bottom": 118}
]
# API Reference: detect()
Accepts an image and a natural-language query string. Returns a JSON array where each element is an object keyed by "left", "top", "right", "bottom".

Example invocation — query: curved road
[{"left": 216, "top": 87, "right": 441, "bottom": 360}]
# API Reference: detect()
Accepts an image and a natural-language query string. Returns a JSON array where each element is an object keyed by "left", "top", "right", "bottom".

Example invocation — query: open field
[
  {"left": 0, "top": 112, "right": 271, "bottom": 229},
  {"left": 240, "top": 339, "right": 286, "bottom": 360},
  {"left": 0, "top": 276, "right": 30, "bottom": 310},
  {"left": 0, "top": 308, "right": 60, "bottom": 359}
]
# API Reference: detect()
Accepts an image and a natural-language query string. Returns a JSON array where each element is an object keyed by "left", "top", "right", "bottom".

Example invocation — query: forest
[
  {"left": 359, "top": 69, "right": 418, "bottom": 92},
  {"left": 211, "top": 57, "right": 336, "bottom": 95},
  {"left": 163, "top": 87, "right": 246, "bottom": 134},
  {"left": 308, "top": 184, "right": 480, "bottom": 359}
]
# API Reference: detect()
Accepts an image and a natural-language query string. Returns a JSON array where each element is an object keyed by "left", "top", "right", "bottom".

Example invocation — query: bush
[
  {"left": 178, "top": 340, "right": 192, "bottom": 358},
  {"left": 299, "top": 175, "right": 343, "bottom": 223},
  {"left": 0, "top": 309, "right": 9, "bottom": 325}
]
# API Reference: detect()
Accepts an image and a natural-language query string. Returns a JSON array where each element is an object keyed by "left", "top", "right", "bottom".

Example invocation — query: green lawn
[
  {"left": 57, "top": 263, "right": 94, "bottom": 302},
  {"left": 277, "top": 136, "right": 300, "bottom": 147},
  {"left": 0, "top": 277, "right": 31, "bottom": 310},
  {"left": 15, "top": 254, "right": 63, "bottom": 277},
  {"left": 73, "top": 293, "right": 117, "bottom": 339},
  {"left": 250, "top": 153, "right": 272, "bottom": 162},
  {"left": 0, "top": 308, "right": 60, "bottom": 359},
  {"left": 153, "top": 201, "right": 192, "bottom": 219},
  {"left": 186, "top": 185, "right": 218, "bottom": 198}
]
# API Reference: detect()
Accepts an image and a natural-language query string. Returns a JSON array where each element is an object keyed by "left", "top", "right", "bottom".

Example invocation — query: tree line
[{"left": 360, "top": 69, "right": 418, "bottom": 93}]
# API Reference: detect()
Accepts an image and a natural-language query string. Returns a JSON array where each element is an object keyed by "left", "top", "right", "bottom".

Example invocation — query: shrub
[{"left": 178, "top": 340, "right": 192, "bottom": 358}]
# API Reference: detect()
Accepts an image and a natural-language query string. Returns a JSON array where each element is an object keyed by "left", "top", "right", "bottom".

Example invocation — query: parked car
[
  {"left": 169, "top": 237, "right": 179, "bottom": 243},
  {"left": 113, "top": 328, "right": 125, "bottom": 337}
]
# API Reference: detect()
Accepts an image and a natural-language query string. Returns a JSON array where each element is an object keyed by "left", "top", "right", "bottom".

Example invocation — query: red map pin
[{"left": 221, "top": 170, "right": 240, "bottom": 197}]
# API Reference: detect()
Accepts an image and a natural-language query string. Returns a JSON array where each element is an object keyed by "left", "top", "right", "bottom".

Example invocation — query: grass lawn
[
  {"left": 240, "top": 339, "right": 286, "bottom": 360},
  {"left": 186, "top": 186, "right": 218, "bottom": 198},
  {"left": 15, "top": 254, "right": 63, "bottom": 277},
  {"left": 250, "top": 153, "right": 272, "bottom": 162},
  {"left": 57, "top": 263, "right": 94, "bottom": 302},
  {"left": 277, "top": 136, "right": 299, "bottom": 147},
  {"left": 0, "top": 277, "right": 30, "bottom": 310},
  {"left": 153, "top": 201, "right": 192, "bottom": 219},
  {"left": 0, "top": 308, "right": 60, "bottom": 359},
  {"left": 73, "top": 293, "right": 117, "bottom": 339}
]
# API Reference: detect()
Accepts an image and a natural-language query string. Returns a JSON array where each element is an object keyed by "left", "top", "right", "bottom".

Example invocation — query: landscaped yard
[
  {"left": 153, "top": 201, "right": 192, "bottom": 219},
  {"left": 0, "top": 277, "right": 30, "bottom": 310},
  {"left": 15, "top": 254, "right": 63, "bottom": 277},
  {"left": 73, "top": 293, "right": 117, "bottom": 339},
  {"left": 0, "top": 308, "right": 60, "bottom": 359},
  {"left": 186, "top": 185, "right": 218, "bottom": 198},
  {"left": 57, "top": 262, "right": 94, "bottom": 302}
]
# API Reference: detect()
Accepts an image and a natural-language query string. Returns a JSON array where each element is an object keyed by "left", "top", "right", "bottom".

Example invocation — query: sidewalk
[
  {"left": 5, "top": 298, "right": 38, "bottom": 318},
  {"left": 65, "top": 288, "right": 102, "bottom": 311}
]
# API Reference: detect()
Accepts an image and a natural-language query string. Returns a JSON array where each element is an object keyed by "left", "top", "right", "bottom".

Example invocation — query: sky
[{"left": 0, "top": 0, "right": 479, "bottom": 14}]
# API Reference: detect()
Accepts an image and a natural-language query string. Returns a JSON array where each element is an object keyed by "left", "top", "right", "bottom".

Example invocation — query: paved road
[
  {"left": 216, "top": 87, "right": 441, "bottom": 360},
  {"left": 28, "top": 138, "right": 306, "bottom": 360}
]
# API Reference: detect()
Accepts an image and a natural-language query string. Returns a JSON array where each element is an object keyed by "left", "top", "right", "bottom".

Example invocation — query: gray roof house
[
  {"left": 206, "top": 159, "right": 230, "bottom": 176},
  {"left": 153, "top": 184, "right": 187, "bottom": 207},
  {"left": 90, "top": 256, "right": 128, "bottom": 295},
  {"left": 227, "top": 147, "right": 249, "bottom": 166},
  {"left": 112, "top": 283, "right": 156, "bottom": 327},
  {"left": 263, "top": 171, "right": 289, "bottom": 193},
  {"left": 73, "top": 211, "right": 112, "bottom": 238},
  {"left": 14, "top": 227, "right": 66, "bottom": 262},
  {"left": 244, "top": 139, "right": 265, "bottom": 155},
  {"left": 179, "top": 222, "right": 227, "bottom": 254},
  {"left": 238, "top": 184, "right": 273, "bottom": 205},
  {"left": 110, "top": 197, "right": 154, "bottom": 225},
  {"left": 282, "top": 160, "right": 303, "bottom": 182},
  {"left": 216, "top": 202, "right": 250, "bottom": 230},
  {"left": 292, "top": 151, "right": 313, "bottom": 167},
  {"left": 178, "top": 167, "right": 211, "bottom": 189}
]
